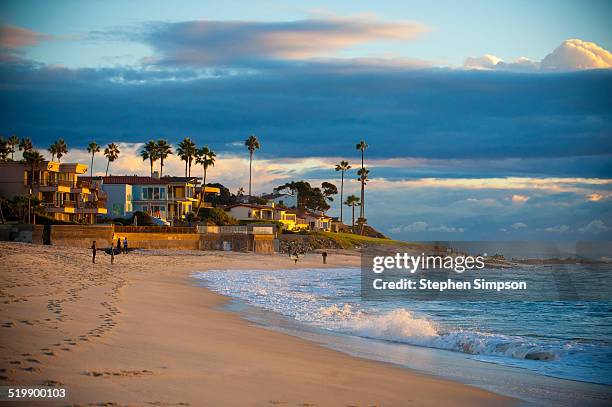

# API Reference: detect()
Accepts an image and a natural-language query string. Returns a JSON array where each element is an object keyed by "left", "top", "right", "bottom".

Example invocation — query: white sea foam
[{"left": 195, "top": 267, "right": 612, "bottom": 385}]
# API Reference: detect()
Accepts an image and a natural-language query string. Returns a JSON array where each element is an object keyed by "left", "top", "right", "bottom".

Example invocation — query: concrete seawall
[{"left": 0, "top": 224, "right": 277, "bottom": 254}]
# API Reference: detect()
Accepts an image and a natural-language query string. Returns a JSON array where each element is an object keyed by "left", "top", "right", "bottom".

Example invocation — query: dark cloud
[
  {"left": 137, "top": 18, "right": 427, "bottom": 67},
  {"left": 0, "top": 61, "right": 610, "bottom": 178}
]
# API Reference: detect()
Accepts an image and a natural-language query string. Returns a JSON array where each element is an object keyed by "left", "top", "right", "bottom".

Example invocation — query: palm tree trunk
[
  {"left": 340, "top": 170, "right": 344, "bottom": 223},
  {"left": 184, "top": 160, "right": 187, "bottom": 177},
  {"left": 351, "top": 204, "right": 355, "bottom": 228},
  {"left": 248, "top": 150, "right": 253, "bottom": 198},
  {"left": 90, "top": 153, "right": 94, "bottom": 177},
  {"left": 150, "top": 159, "right": 153, "bottom": 177},
  {"left": 105, "top": 159, "right": 110, "bottom": 176},
  {"left": 360, "top": 150, "right": 364, "bottom": 219},
  {"left": 160, "top": 158, "right": 164, "bottom": 177},
  {"left": 196, "top": 166, "right": 207, "bottom": 213}
]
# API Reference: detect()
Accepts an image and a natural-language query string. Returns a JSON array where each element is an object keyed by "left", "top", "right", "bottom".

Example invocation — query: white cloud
[
  {"left": 537, "top": 225, "right": 569, "bottom": 233},
  {"left": 463, "top": 54, "right": 502, "bottom": 70},
  {"left": 512, "top": 194, "right": 529, "bottom": 204},
  {"left": 541, "top": 39, "right": 612, "bottom": 71},
  {"left": 464, "top": 39, "right": 611, "bottom": 71},
  {"left": 579, "top": 220, "right": 611, "bottom": 234},
  {"left": 510, "top": 222, "right": 527, "bottom": 230}
]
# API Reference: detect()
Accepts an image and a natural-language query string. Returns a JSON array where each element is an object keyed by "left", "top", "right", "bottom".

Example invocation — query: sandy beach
[{"left": 0, "top": 241, "right": 512, "bottom": 406}]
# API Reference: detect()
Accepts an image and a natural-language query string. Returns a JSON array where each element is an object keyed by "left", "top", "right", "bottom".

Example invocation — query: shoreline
[{"left": 0, "top": 242, "right": 514, "bottom": 406}]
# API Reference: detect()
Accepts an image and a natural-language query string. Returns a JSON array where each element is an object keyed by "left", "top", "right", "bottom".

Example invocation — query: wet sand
[{"left": 0, "top": 242, "right": 512, "bottom": 406}]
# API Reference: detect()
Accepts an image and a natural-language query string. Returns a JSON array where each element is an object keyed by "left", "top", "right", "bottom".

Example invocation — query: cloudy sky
[{"left": 1, "top": 0, "right": 611, "bottom": 240}]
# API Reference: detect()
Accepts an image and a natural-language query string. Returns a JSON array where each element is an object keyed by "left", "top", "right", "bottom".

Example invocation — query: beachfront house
[
  {"left": 80, "top": 175, "right": 219, "bottom": 224},
  {"left": 0, "top": 160, "right": 108, "bottom": 223},
  {"left": 301, "top": 211, "right": 332, "bottom": 232},
  {"left": 225, "top": 203, "right": 328, "bottom": 232}
]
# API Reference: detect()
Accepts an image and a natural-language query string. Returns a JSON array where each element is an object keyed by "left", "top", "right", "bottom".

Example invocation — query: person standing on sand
[
  {"left": 123, "top": 237, "right": 128, "bottom": 254},
  {"left": 322, "top": 251, "right": 328, "bottom": 264},
  {"left": 116, "top": 237, "right": 121, "bottom": 252},
  {"left": 91, "top": 240, "right": 97, "bottom": 264},
  {"left": 110, "top": 246, "right": 114, "bottom": 265}
]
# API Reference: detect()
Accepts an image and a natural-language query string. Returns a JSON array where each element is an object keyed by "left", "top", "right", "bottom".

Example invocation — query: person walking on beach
[
  {"left": 123, "top": 236, "right": 128, "bottom": 254},
  {"left": 110, "top": 246, "right": 115, "bottom": 265},
  {"left": 91, "top": 240, "right": 97, "bottom": 264},
  {"left": 116, "top": 237, "right": 121, "bottom": 252},
  {"left": 322, "top": 251, "right": 328, "bottom": 264}
]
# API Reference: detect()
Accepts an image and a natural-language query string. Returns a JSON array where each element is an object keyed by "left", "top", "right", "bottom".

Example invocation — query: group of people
[{"left": 91, "top": 237, "right": 129, "bottom": 264}]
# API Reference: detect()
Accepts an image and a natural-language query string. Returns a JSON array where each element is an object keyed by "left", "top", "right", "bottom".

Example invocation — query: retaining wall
[
  {"left": 50, "top": 225, "right": 114, "bottom": 248},
  {"left": 0, "top": 224, "right": 44, "bottom": 244},
  {"left": 113, "top": 232, "right": 200, "bottom": 250}
]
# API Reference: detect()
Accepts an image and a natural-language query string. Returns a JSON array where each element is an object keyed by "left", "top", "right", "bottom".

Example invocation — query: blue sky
[{"left": 0, "top": 0, "right": 611, "bottom": 240}]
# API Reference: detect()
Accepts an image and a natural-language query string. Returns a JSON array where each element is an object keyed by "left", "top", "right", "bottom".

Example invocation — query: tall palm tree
[
  {"left": 177, "top": 137, "right": 197, "bottom": 177},
  {"left": 140, "top": 140, "right": 159, "bottom": 177},
  {"left": 87, "top": 141, "right": 100, "bottom": 177},
  {"left": 244, "top": 135, "right": 260, "bottom": 199},
  {"left": 55, "top": 139, "right": 68, "bottom": 162},
  {"left": 103, "top": 143, "right": 120, "bottom": 176},
  {"left": 344, "top": 195, "right": 360, "bottom": 229},
  {"left": 8, "top": 135, "right": 19, "bottom": 160},
  {"left": 155, "top": 139, "right": 173, "bottom": 177},
  {"left": 19, "top": 137, "right": 33, "bottom": 155},
  {"left": 356, "top": 167, "right": 370, "bottom": 234},
  {"left": 23, "top": 150, "right": 45, "bottom": 223},
  {"left": 356, "top": 139, "right": 368, "bottom": 219},
  {"left": 195, "top": 146, "right": 216, "bottom": 213},
  {"left": 334, "top": 160, "right": 351, "bottom": 223},
  {"left": 48, "top": 143, "right": 58, "bottom": 161}
]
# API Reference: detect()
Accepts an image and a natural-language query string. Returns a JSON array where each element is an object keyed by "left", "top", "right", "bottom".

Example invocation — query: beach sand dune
[{"left": 0, "top": 242, "right": 511, "bottom": 406}]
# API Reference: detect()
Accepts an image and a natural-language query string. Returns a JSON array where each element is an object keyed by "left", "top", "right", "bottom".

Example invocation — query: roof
[
  {"left": 226, "top": 203, "right": 275, "bottom": 210},
  {"left": 79, "top": 175, "right": 198, "bottom": 185}
]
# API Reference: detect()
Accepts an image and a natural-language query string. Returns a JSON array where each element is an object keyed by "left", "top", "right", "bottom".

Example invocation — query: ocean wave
[{"left": 332, "top": 308, "right": 561, "bottom": 361}]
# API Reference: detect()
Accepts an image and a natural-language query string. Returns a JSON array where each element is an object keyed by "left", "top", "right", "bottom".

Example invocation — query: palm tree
[
  {"left": 356, "top": 139, "right": 368, "bottom": 219},
  {"left": 156, "top": 139, "right": 173, "bottom": 177},
  {"left": 177, "top": 137, "right": 197, "bottom": 177},
  {"left": 55, "top": 139, "right": 68, "bottom": 162},
  {"left": 103, "top": 143, "right": 120, "bottom": 176},
  {"left": 140, "top": 140, "right": 159, "bottom": 177},
  {"left": 344, "top": 195, "right": 360, "bottom": 229},
  {"left": 237, "top": 187, "right": 245, "bottom": 197},
  {"left": 195, "top": 146, "right": 216, "bottom": 213},
  {"left": 23, "top": 150, "right": 45, "bottom": 223},
  {"left": 0, "top": 136, "right": 9, "bottom": 161},
  {"left": 87, "top": 142, "right": 100, "bottom": 177},
  {"left": 8, "top": 135, "right": 19, "bottom": 160},
  {"left": 245, "top": 135, "right": 260, "bottom": 199},
  {"left": 356, "top": 167, "right": 370, "bottom": 234},
  {"left": 48, "top": 143, "right": 58, "bottom": 161},
  {"left": 334, "top": 160, "right": 351, "bottom": 223},
  {"left": 19, "top": 137, "right": 33, "bottom": 155}
]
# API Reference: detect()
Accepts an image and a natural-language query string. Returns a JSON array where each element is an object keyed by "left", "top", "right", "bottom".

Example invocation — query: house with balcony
[
  {"left": 225, "top": 203, "right": 328, "bottom": 231},
  {"left": 0, "top": 160, "right": 108, "bottom": 223},
  {"left": 80, "top": 175, "right": 220, "bottom": 224}
]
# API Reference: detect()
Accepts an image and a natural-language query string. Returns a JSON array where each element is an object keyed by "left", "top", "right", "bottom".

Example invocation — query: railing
[
  {"left": 197, "top": 225, "right": 249, "bottom": 234},
  {"left": 114, "top": 226, "right": 197, "bottom": 234},
  {"left": 34, "top": 180, "right": 75, "bottom": 188}
]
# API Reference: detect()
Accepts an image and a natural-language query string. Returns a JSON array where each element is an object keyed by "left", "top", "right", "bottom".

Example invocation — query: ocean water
[{"left": 194, "top": 266, "right": 612, "bottom": 391}]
